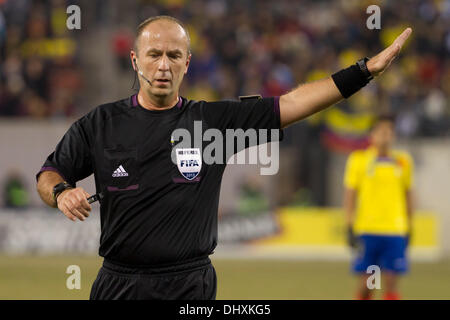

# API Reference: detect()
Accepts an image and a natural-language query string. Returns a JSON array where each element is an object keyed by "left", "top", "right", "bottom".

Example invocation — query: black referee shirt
[{"left": 37, "top": 94, "right": 282, "bottom": 266}]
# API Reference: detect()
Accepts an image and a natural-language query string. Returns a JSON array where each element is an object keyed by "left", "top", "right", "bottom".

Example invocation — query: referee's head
[{"left": 130, "top": 16, "right": 191, "bottom": 103}]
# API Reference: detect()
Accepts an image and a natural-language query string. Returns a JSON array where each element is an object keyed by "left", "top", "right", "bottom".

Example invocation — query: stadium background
[{"left": 0, "top": 0, "right": 449, "bottom": 299}]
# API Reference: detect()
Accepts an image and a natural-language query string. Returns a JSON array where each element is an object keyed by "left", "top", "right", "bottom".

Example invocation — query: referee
[{"left": 36, "top": 16, "right": 412, "bottom": 300}]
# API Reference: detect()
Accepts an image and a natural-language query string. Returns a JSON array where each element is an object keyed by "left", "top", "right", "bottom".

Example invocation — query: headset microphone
[{"left": 134, "top": 58, "right": 152, "bottom": 86}]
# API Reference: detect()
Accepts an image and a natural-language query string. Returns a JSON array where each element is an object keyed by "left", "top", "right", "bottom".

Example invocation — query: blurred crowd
[
  {"left": 137, "top": 0, "right": 449, "bottom": 139},
  {"left": 1, "top": 0, "right": 449, "bottom": 138},
  {"left": 0, "top": 0, "right": 80, "bottom": 118}
]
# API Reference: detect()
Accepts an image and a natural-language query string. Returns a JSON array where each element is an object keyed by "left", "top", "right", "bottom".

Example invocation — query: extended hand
[{"left": 367, "top": 27, "right": 412, "bottom": 77}]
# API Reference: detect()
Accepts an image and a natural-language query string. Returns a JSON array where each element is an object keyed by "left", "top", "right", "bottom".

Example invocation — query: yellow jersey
[{"left": 344, "top": 146, "right": 413, "bottom": 235}]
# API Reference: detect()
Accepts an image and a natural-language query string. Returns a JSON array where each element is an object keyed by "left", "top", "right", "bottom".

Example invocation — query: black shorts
[{"left": 90, "top": 256, "right": 217, "bottom": 300}]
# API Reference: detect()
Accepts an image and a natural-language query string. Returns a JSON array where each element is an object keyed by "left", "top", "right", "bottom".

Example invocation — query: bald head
[
  {"left": 134, "top": 16, "right": 191, "bottom": 56},
  {"left": 130, "top": 16, "right": 192, "bottom": 108}
]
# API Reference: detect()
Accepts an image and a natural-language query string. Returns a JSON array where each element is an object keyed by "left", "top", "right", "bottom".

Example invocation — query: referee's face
[{"left": 133, "top": 20, "right": 191, "bottom": 101}]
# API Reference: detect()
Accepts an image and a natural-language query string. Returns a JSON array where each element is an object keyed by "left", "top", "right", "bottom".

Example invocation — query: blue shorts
[{"left": 352, "top": 234, "right": 408, "bottom": 274}]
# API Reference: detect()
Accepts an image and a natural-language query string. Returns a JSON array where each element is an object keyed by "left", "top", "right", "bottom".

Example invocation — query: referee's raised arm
[{"left": 279, "top": 27, "right": 412, "bottom": 128}]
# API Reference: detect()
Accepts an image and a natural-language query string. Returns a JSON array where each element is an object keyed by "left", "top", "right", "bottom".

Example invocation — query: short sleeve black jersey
[{"left": 37, "top": 94, "right": 282, "bottom": 266}]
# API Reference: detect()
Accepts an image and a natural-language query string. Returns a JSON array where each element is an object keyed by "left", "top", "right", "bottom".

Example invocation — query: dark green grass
[{"left": 0, "top": 255, "right": 448, "bottom": 299}]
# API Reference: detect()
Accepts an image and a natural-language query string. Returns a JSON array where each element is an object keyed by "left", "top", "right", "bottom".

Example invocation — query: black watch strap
[
  {"left": 356, "top": 57, "right": 373, "bottom": 81},
  {"left": 52, "top": 182, "right": 73, "bottom": 203}
]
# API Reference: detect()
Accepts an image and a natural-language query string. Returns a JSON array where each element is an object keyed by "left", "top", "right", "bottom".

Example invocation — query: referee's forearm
[
  {"left": 37, "top": 171, "right": 64, "bottom": 208},
  {"left": 279, "top": 77, "right": 343, "bottom": 128}
]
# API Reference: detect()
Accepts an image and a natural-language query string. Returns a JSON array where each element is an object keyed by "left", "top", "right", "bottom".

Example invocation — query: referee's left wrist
[
  {"left": 331, "top": 57, "right": 374, "bottom": 99},
  {"left": 357, "top": 57, "right": 373, "bottom": 81}
]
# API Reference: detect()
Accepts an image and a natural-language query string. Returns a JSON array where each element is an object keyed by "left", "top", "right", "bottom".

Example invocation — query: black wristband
[
  {"left": 52, "top": 181, "right": 73, "bottom": 204},
  {"left": 331, "top": 59, "right": 372, "bottom": 98}
]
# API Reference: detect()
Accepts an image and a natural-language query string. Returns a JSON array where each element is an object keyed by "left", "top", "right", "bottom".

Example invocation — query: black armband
[{"left": 331, "top": 57, "right": 373, "bottom": 98}]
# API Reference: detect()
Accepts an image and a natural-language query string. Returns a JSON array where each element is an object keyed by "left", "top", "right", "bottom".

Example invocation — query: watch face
[
  {"left": 358, "top": 58, "right": 372, "bottom": 79},
  {"left": 53, "top": 182, "right": 71, "bottom": 199}
]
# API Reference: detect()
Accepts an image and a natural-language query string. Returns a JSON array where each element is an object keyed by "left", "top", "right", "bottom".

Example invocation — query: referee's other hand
[
  {"left": 57, "top": 187, "right": 92, "bottom": 221},
  {"left": 366, "top": 27, "right": 412, "bottom": 77}
]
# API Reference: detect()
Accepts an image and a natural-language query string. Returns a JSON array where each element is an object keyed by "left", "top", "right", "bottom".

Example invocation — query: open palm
[{"left": 367, "top": 27, "right": 412, "bottom": 77}]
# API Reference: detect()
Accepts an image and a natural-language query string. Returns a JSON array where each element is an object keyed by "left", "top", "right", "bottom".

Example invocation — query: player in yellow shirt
[{"left": 343, "top": 114, "right": 414, "bottom": 300}]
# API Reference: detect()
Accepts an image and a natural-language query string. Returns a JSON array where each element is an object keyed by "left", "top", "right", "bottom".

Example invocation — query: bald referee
[{"left": 36, "top": 16, "right": 412, "bottom": 300}]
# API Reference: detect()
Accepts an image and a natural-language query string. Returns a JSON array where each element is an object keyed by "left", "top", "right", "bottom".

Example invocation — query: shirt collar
[{"left": 131, "top": 94, "right": 182, "bottom": 109}]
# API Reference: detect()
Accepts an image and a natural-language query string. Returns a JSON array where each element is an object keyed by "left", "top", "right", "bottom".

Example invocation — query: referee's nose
[{"left": 157, "top": 53, "right": 170, "bottom": 73}]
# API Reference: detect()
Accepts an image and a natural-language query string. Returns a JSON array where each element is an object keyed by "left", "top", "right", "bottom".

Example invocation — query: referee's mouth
[{"left": 154, "top": 79, "right": 171, "bottom": 86}]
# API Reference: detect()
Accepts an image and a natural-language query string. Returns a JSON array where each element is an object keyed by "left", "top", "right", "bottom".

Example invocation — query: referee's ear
[
  {"left": 130, "top": 50, "right": 138, "bottom": 72},
  {"left": 184, "top": 52, "right": 192, "bottom": 74}
]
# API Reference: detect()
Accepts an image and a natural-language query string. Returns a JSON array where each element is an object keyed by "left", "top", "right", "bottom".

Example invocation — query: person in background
[
  {"left": 343, "top": 114, "right": 415, "bottom": 300},
  {"left": 3, "top": 170, "right": 30, "bottom": 209}
]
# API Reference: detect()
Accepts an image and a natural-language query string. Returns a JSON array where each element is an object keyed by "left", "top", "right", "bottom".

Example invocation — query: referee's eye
[{"left": 168, "top": 53, "right": 181, "bottom": 60}]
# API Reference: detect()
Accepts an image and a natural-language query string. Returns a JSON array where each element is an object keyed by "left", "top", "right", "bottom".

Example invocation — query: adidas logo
[{"left": 112, "top": 165, "right": 129, "bottom": 177}]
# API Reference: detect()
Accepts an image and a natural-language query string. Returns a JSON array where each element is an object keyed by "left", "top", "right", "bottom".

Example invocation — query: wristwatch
[
  {"left": 52, "top": 182, "right": 73, "bottom": 203},
  {"left": 356, "top": 57, "right": 373, "bottom": 81}
]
